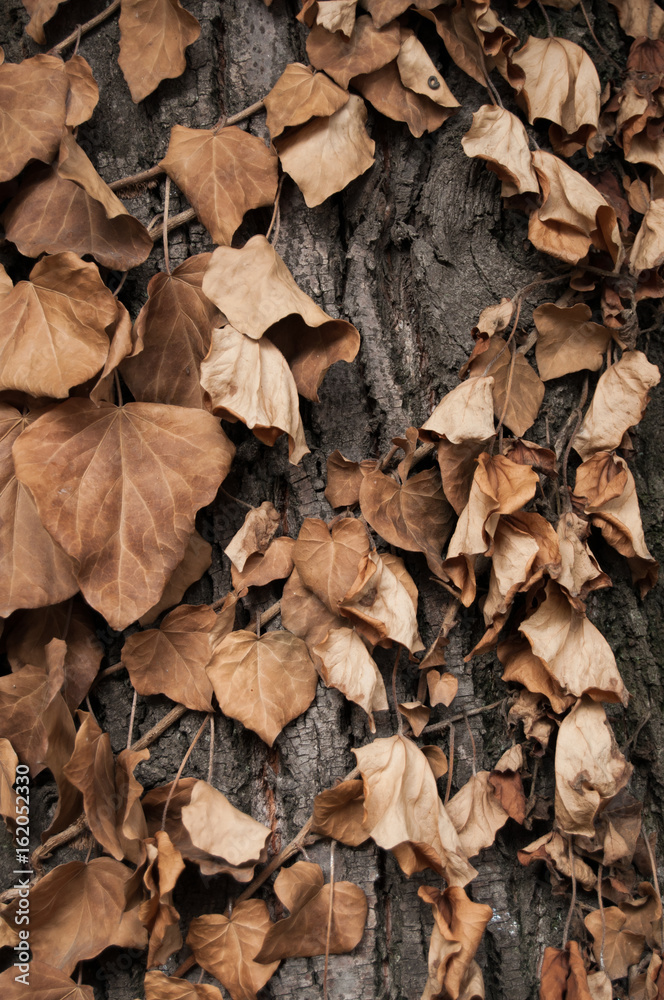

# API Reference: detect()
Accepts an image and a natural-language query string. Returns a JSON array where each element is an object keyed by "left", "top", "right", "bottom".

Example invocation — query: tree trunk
[{"left": 1, "top": 2, "right": 663, "bottom": 999}]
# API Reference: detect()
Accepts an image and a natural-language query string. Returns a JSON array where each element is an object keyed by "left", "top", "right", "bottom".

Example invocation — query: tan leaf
[
  {"left": 188, "top": 901, "right": 279, "bottom": 1000},
  {"left": 325, "top": 450, "right": 364, "bottom": 507},
  {"left": 418, "top": 3, "right": 485, "bottom": 87},
  {"left": 64, "top": 55, "right": 99, "bottom": 127},
  {"left": 512, "top": 36, "right": 600, "bottom": 153},
  {"left": 139, "top": 530, "right": 212, "bottom": 625},
  {"left": 473, "top": 297, "right": 514, "bottom": 338},
  {"left": 434, "top": 439, "right": 488, "bottom": 516},
  {"left": 276, "top": 93, "right": 375, "bottom": 207},
  {"left": 359, "top": 466, "right": 455, "bottom": 578},
  {"left": 362, "top": 0, "right": 440, "bottom": 29},
  {"left": 574, "top": 351, "right": 660, "bottom": 460},
  {"left": 518, "top": 830, "right": 596, "bottom": 890},
  {"left": 398, "top": 700, "right": 430, "bottom": 736},
  {"left": 539, "top": 943, "right": 593, "bottom": 1000},
  {"left": 12, "top": 398, "right": 235, "bottom": 629},
  {"left": 293, "top": 516, "right": 371, "bottom": 611},
  {"left": 396, "top": 29, "right": 460, "bottom": 111},
  {"left": 0, "top": 650, "right": 67, "bottom": 776},
  {"left": 0, "top": 252, "right": 116, "bottom": 397},
  {"left": 0, "top": 55, "right": 67, "bottom": 182},
  {"left": 502, "top": 438, "right": 557, "bottom": 476},
  {"left": 0, "top": 962, "right": 94, "bottom": 1000},
  {"left": 427, "top": 670, "right": 458, "bottom": 707},
  {"left": 340, "top": 550, "right": 424, "bottom": 654},
  {"left": 533, "top": 303, "right": 612, "bottom": 381},
  {"left": 446, "top": 771, "right": 510, "bottom": 856},
  {"left": 574, "top": 452, "right": 658, "bottom": 596},
  {"left": 255, "top": 860, "right": 368, "bottom": 962},
  {"left": 461, "top": 104, "right": 539, "bottom": 196},
  {"left": 280, "top": 567, "right": 346, "bottom": 651},
  {"left": 310, "top": 778, "right": 369, "bottom": 846},
  {"left": 498, "top": 635, "right": 574, "bottom": 715},
  {"left": 123, "top": 604, "right": 217, "bottom": 711},
  {"left": 418, "top": 885, "right": 493, "bottom": 1000},
  {"left": 585, "top": 906, "right": 646, "bottom": 981},
  {"left": 225, "top": 502, "right": 281, "bottom": 573},
  {"left": 159, "top": 126, "right": 277, "bottom": 245},
  {"left": 0, "top": 858, "right": 147, "bottom": 975},
  {"left": 118, "top": 0, "right": 200, "bottom": 102},
  {"left": 555, "top": 696, "right": 632, "bottom": 837},
  {"left": 528, "top": 150, "right": 621, "bottom": 265},
  {"left": 313, "top": 626, "right": 388, "bottom": 730},
  {"left": 607, "top": 0, "right": 664, "bottom": 39},
  {"left": 3, "top": 135, "right": 153, "bottom": 269},
  {"left": 231, "top": 537, "right": 295, "bottom": 592},
  {"left": 355, "top": 59, "right": 456, "bottom": 137},
  {"left": 307, "top": 15, "right": 401, "bottom": 87},
  {"left": 353, "top": 734, "right": 477, "bottom": 884},
  {"left": 466, "top": 337, "right": 544, "bottom": 438},
  {"left": 63, "top": 712, "right": 124, "bottom": 860},
  {"left": 264, "top": 62, "right": 349, "bottom": 139},
  {"left": 555, "top": 512, "right": 611, "bottom": 609},
  {"left": 483, "top": 511, "right": 561, "bottom": 628},
  {"left": 23, "top": 0, "right": 71, "bottom": 42},
  {"left": 201, "top": 325, "right": 308, "bottom": 465},
  {"left": 630, "top": 197, "right": 664, "bottom": 272},
  {"left": 140, "top": 831, "right": 185, "bottom": 967},
  {"left": 121, "top": 254, "right": 218, "bottom": 409},
  {"left": 206, "top": 630, "right": 318, "bottom": 745},
  {"left": 0, "top": 739, "right": 17, "bottom": 831},
  {"left": 144, "top": 970, "right": 223, "bottom": 1000}
]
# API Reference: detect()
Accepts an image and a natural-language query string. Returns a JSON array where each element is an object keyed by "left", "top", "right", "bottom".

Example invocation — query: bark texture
[{"left": 1, "top": 2, "right": 662, "bottom": 1000}]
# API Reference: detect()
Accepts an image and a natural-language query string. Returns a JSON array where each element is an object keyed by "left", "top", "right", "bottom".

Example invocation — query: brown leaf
[
  {"left": 225, "top": 502, "right": 281, "bottom": 573},
  {"left": 539, "top": 942, "right": 593, "bottom": 1000},
  {"left": 307, "top": 15, "right": 401, "bottom": 87},
  {"left": 12, "top": 398, "right": 235, "bottom": 629},
  {"left": 201, "top": 325, "right": 309, "bottom": 465},
  {"left": 427, "top": 670, "right": 459, "bottom": 707},
  {"left": 264, "top": 62, "right": 349, "bottom": 139},
  {"left": 631, "top": 197, "right": 664, "bottom": 272},
  {"left": 231, "top": 536, "right": 295, "bottom": 592},
  {"left": 299, "top": 0, "right": 358, "bottom": 34},
  {"left": 397, "top": 28, "right": 459, "bottom": 108},
  {"left": 574, "top": 452, "right": 658, "bottom": 596},
  {"left": 121, "top": 254, "right": 218, "bottom": 409},
  {"left": 293, "top": 516, "right": 371, "bottom": 611},
  {"left": 0, "top": 252, "right": 116, "bottom": 397},
  {"left": 498, "top": 635, "right": 574, "bottom": 715},
  {"left": 0, "top": 648, "right": 68, "bottom": 776},
  {"left": 533, "top": 303, "right": 613, "bottom": 381},
  {"left": 467, "top": 337, "right": 544, "bottom": 438},
  {"left": 0, "top": 857, "right": 147, "bottom": 975},
  {"left": 607, "top": 0, "right": 664, "bottom": 39},
  {"left": 398, "top": 700, "right": 430, "bottom": 736},
  {"left": 313, "top": 626, "right": 388, "bottom": 730},
  {"left": 188, "top": 901, "right": 279, "bottom": 1000},
  {"left": 206, "top": 630, "right": 318, "bottom": 745},
  {"left": 23, "top": 0, "right": 71, "bottom": 42},
  {"left": 353, "top": 734, "right": 477, "bottom": 884},
  {"left": 64, "top": 55, "right": 99, "bottom": 127},
  {"left": 462, "top": 104, "right": 539, "bottom": 196},
  {"left": 159, "top": 126, "right": 277, "bottom": 245},
  {"left": 139, "top": 831, "right": 185, "bottom": 967},
  {"left": 355, "top": 59, "right": 455, "bottom": 137},
  {"left": 0, "top": 739, "right": 17, "bottom": 832},
  {"left": 123, "top": 604, "right": 217, "bottom": 711},
  {"left": 310, "top": 778, "right": 369, "bottom": 846},
  {"left": 325, "top": 450, "right": 365, "bottom": 507},
  {"left": 555, "top": 512, "right": 611, "bottom": 609},
  {"left": 555, "top": 696, "right": 632, "bottom": 837},
  {"left": 255, "top": 860, "right": 368, "bottom": 962},
  {"left": 518, "top": 829, "right": 596, "bottom": 890},
  {"left": 359, "top": 466, "right": 455, "bottom": 578},
  {"left": 0, "top": 55, "right": 67, "bottom": 182},
  {"left": 574, "top": 351, "right": 660, "bottom": 460},
  {"left": 418, "top": 885, "right": 493, "bottom": 1000},
  {"left": 0, "top": 961, "right": 94, "bottom": 1000},
  {"left": 446, "top": 771, "right": 510, "bottom": 856},
  {"left": 340, "top": 550, "right": 424, "bottom": 654},
  {"left": 363, "top": 0, "right": 439, "bottom": 29},
  {"left": 3, "top": 135, "right": 153, "bottom": 269},
  {"left": 144, "top": 970, "right": 223, "bottom": 1000},
  {"left": 276, "top": 93, "right": 376, "bottom": 206},
  {"left": 118, "top": 0, "right": 200, "bottom": 102},
  {"left": 139, "top": 530, "right": 212, "bottom": 624}
]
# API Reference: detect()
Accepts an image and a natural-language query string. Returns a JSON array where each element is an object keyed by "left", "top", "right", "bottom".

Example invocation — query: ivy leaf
[
  {"left": 533, "top": 302, "right": 612, "bottom": 381},
  {"left": 144, "top": 970, "right": 224, "bottom": 1000},
  {"left": 312, "top": 626, "right": 389, "bottom": 730},
  {"left": 306, "top": 15, "right": 401, "bottom": 88},
  {"left": 64, "top": 55, "right": 99, "bottom": 127},
  {"left": 187, "top": 901, "right": 279, "bottom": 1000},
  {"left": 138, "top": 530, "right": 212, "bottom": 625},
  {"left": 264, "top": 62, "right": 349, "bottom": 139},
  {"left": 292, "top": 516, "right": 371, "bottom": 612},
  {"left": 118, "top": 0, "right": 201, "bottom": 103},
  {"left": 462, "top": 104, "right": 539, "bottom": 196},
  {"left": 140, "top": 831, "right": 186, "bottom": 967},
  {"left": 0, "top": 54, "right": 67, "bottom": 182},
  {"left": 0, "top": 961, "right": 94, "bottom": 1000}
]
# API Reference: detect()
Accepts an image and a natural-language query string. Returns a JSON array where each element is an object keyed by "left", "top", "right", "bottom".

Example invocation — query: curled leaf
[{"left": 118, "top": 0, "right": 201, "bottom": 103}]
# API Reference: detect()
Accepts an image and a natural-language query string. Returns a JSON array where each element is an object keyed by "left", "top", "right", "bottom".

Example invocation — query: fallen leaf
[
  {"left": 299, "top": 0, "right": 358, "bottom": 33},
  {"left": 585, "top": 905, "right": 647, "bottom": 981},
  {"left": 255, "top": 860, "right": 368, "bottom": 961},
  {"left": 574, "top": 351, "right": 660, "bottom": 460},
  {"left": 206, "top": 630, "right": 318, "bottom": 745},
  {"left": 533, "top": 303, "right": 612, "bottom": 381},
  {"left": 139, "top": 530, "right": 213, "bottom": 624},
  {"left": 293, "top": 516, "right": 371, "bottom": 611},
  {"left": 187, "top": 901, "right": 279, "bottom": 1000},
  {"left": 539, "top": 942, "right": 594, "bottom": 999},
  {"left": 325, "top": 450, "right": 365, "bottom": 507},
  {"left": 508, "top": 689, "right": 556, "bottom": 752},
  {"left": 555, "top": 696, "right": 632, "bottom": 837},
  {"left": 398, "top": 700, "right": 430, "bottom": 736},
  {"left": 264, "top": 62, "right": 349, "bottom": 139},
  {"left": 607, "top": 0, "right": 664, "bottom": 39},
  {"left": 225, "top": 502, "right": 281, "bottom": 573},
  {"left": 118, "top": 0, "right": 201, "bottom": 102},
  {"left": 363, "top": 0, "right": 439, "bottom": 29},
  {"left": 555, "top": 512, "right": 611, "bottom": 610},
  {"left": 0, "top": 649, "right": 68, "bottom": 776},
  {"left": 310, "top": 778, "right": 369, "bottom": 846},
  {"left": 397, "top": 29, "right": 460, "bottom": 109},
  {"left": 466, "top": 337, "right": 544, "bottom": 438},
  {"left": 446, "top": 771, "right": 510, "bottom": 856},
  {"left": 355, "top": 59, "right": 455, "bottom": 137},
  {"left": 0, "top": 739, "right": 17, "bottom": 831},
  {"left": 159, "top": 126, "right": 277, "bottom": 245},
  {"left": 0, "top": 961, "right": 94, "bottom": 1000},
  {"left": 64, "top": 55, "right": 99, "bottom": 126},
  {"left": 0, "top": 55, "right": 67, "bottom": 183},
  {"left": 23, "top": 0, "right": 71, "bottom": 42},
  {"left": 12, "top": 398, "right": 235, "bottom": 629},
  {"left": 418, "top": 885, "right": 493, "bottom": 1000},
  {"left": 340, "top": 550, "right": 425, "bottom": 654},
  {"left": 498, "top": 635, "right": 575, "bottom": 715},
  {"left": 231, "top": 537, "right": 295, "bottom": 592},
  {"left": 140, "top": 831, "right": 185, "bottom": 967},
  {"left": 123, "top": 604, "right": 217, "bottom": 711},
  {"left": 518, "top": 829, "right": 596, "bottom": 890},
  {"left": 353, "top": 734, "right": 477, "bottom": 884},
  {"left": 313, "top": 626, "right": 388, "bottom": 731},
  {"left": 307, "top": 15, "right": 401, "bottom": 87},
  {"left": 461, "top": 104, "right": 539, "bottom": 196},
  {"left": 427, "top": 670, "right": 458, "bottom": 707},
  {"left": 144, "top": 970, "right": 223, "bottom": 1000},
  {"left": 280, "top": 567, "right": 346, "bottom": 652},
  {"left": 631, "top": 197, "right": 664, "bottom": 272}
]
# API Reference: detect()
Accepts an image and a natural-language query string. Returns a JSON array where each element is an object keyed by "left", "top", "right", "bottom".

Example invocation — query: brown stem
[
  {"left": 561, "top": 373, "right": 589, "bottom": 508},
  {"left": 536, "top": 0, "right": 554, "bottom": 37},
  {"left": 161, "top": 714, "right": 211, "bottom": 830},
  {"left": 109, "top": 164, "right": 165, "bottom": 192},
  {"left": 392, "top": 648, "right": 403, "bottom": 736},
  {"left": 207, "top": 715, "right": 215, "bottom": 784},
  {"left": 444, "top": 725, "right": 455, "bottom": 805},
  {"left": 494, "top": 338, "right": 517, "bottom": 444},
  {"left": 579, "top": 1, "right": 622, "bottom": 69},
  {"left": 162, "top": 176, "right": 172, "bottom": 276},
  {"left": 419, "top": 698, "right": 505, "bottom": 737},
  {"left": 173, "top": 955, "right": 197, "bottom": 978},
  {"left": 267, "top": 175, "right": 285, "bottom": 244},
  {"left": 463, "top": 713, "right": 477, "bottom": 776},
  {"left": 323, "top": 841, "right": 336, "bottom": 1000},
  {"left": 597, "top": 863, "right": 606, "bottom": 971},
  {"left": 126, "top": 688, "right": 138, "bottom": 751},
  {"left": 562, "top": 836, "right": 577, "bottom": 947},
  {"left": 150, "top": 207, "right": 196, "bottom": 242},
  {"left": 48, "top": 0, "right": 121, "bottom": 55}
]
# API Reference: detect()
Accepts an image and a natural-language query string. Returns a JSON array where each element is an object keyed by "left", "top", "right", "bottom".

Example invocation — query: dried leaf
[
  {"left": 533, "top": 303, "right": 612, "bottom": 381},
  {"left": 467, "top": 337, "right": 544, "bottom": 438},
  {"left": 555, "top": 512, "right": 611, "bottom": 609},
  {"left": 255, "top": 861, "right": 368, "bottom": 962},
  {"left": 23, "top": 0, "right": 71, "bottom": 42},
  {"left": 311, "top": 778, "right": 369, "bottom": 846},
  {"left": 264, "top": 62, "right": 349, "bottom": 139},
  {"left": 353, "top": 734, "right": 477, "bottom": 884},
  {"left": 187, "top": 901, "right": 279, "bottom": 1000},
  {"left": 355, "top": 59, "right": 455, "bottom": 137},
  {"left": 139, "top": 530, "right": 212, "bottom": 625},
  {"left": 607, "top": 0, "right": 664, "bottom": 39},
  {"left": 498, "top": 636, "right": 574, "bottom": 715},
  {"left": 539, "top": 942, "right": 593, "bottom": 1000},
  {"left": 0, "top": 739, "right": 17, "bottom": 831},
  {"left": 280, "top": 568, "right": 346, "bottom": 659},
  {"left": 118, "top": 0, "right": 201, "bottom": 102},
  {"left": 483, "top": 511, "right": 561, "bottom": 628},
  {"left": 340, "top": 550, "right": 424, "bottom": 654},
  {"left": 398, "top": 700, "right": 430, "bottom": 736},
  {"left": 139, "top": 831, "right": 185, "bottom": 967},
  {"left": 313, "top": 626, "right": 388, "bottom": 730},
  {"left": 0, "top": 962, "right": 94, "bottom": 1000},
  {"left": 231, "top": 537, "right": 295, "bottom": 592},
  {"left": 462, "top": 104, "right": 539, "bottom": 196},
  {"left": 206, "top": 630, "right": 318, "bottom": 745},
  {"left": 574, "top": 351, "right": 660, "bottom": 460},
  {"left": 64, "top": 55, "right": 99, "bottom": 127},
  {"left": 427, "top": 670, "right": 458, "bottom": 708},
  {"left": 518, "top": 829, "right": 596, "bottom": 890},
  {"left": 325, "top": 450, "right": 364, "bottom": 507},
  {"left": 0, "top": 55, "right": 67, "bottom": 182},
  {"left": 13, "top": 398, "right": 235, "bottom": 629},
  {"left": 418, "top": 885, "right": 493, "bottom": 1000},
  {"left": 225, "top": 502, "right": 281, "bottom": 573},
  {"left": 144, "top": 971, "right": 223, "bottom": 1000},
  {"left": 293, "top": 516, "right": 371, "bottom": 611},
  {"left": 397, "top": 29, "right": 459, "bottom": 107},
  {"left": 555, "top": 696, "right": 632, "bottom": 837},
  {"left": 446, "top": 771, "right": 510, "bottom": 856},
  {"left": 307, "top": 15, "right": 401, "bottom": 88}
]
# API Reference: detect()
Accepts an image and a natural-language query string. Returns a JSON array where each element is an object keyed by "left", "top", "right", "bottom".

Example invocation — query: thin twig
[
  {"left": 562, "top": 836, "right": 577, "bottom": 947},
  {"left": 463, "top": 713, "right": 477, "bottom": 776},
  {"left": 109, "top": 164, "right": 165, "bottom": 192},
  {"left": 537, "top": 0, "right": 554, "bottom": 37},
  {"left": 173, "top": 956, "right": 197, "bottom": 978},
  {"left": 161, "top": 714, "right": 211, "bottom": 831},
  {"left": 225, "top": 98, "right": 266, "bottom": 128},
  {"left": 579, "top": 1, "right": 622, "bottom": 69},
  {"left": 112, "top": 271, "right": 128, "bottom": 298},
  {"left": 126, "top": 688, "right": 138, "bottom": 751},
  {"left": 597, "top": 863, "right": 606, "bottom": 971},
  {"left": 267, "top": 175, "right": 285, "bottom": 244},
  {"left": 208, "top": 716, "right": 215, "bottom": 784},
  {"left": 113, "top": 368, "right": 123, "bottom": 407},
  {"left": 420, "top": 698, "right": 506, "bottom": 737},
  {"left": 494, "top": 338, "right": 517, "bottom": 444},
  {"left": 444, "top": 725, "right": 455, "bottom": 805},
  {"left": 561, "top": 373, "right": 589, "bottom": 506},
  {"left": 323, "top": 841, "right": 336, "bottom": 1000},
  {"left": 162, "top": 176, "right": 172, "bottom": 276},
  {"left": 150, "top": 207, "right": 196, "bottom": 242},
  {"left": 644, "top": 832, "right": 663, "bottom": 945},
  {"left": 48, "top": 0, "right": 121, "bottom": 55},
  {"left": 392, "top": 648, "right": 403, "bottom": 736},
  {"left": 131, "top": 704, "right": 189, "bottom": 751}
]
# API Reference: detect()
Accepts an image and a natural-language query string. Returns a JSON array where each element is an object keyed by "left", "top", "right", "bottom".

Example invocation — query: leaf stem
[
  {"left": 419, "top": 698, "right": 506, "bottom": 736},
  {"left": 161, "top": 713, "right": 211, "bottom": 831},
  {"left": 323, "top": 841, "right": 336, "bottom": 1000},
  {"left": 162, "top": 176, "right": 172, "bottom": 276},
  {"left": 562, "top": 835, "right": 577, "bottom": 947},
  {"left": 48, "top": 0, "right": 121, "bottom": 56}
]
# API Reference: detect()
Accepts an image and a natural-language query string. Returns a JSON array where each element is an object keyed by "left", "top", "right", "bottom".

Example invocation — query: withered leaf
[
  {"left": 0, "top": 739, "right": 17, "bottom": 831},
  {"left": 355, "top": 59, "right": 454, "bottom": 138},
  {"left": 0, "top": 648, "right": 67, "bottom": 776},
  {"left": 299, "top": 0, "right": 358, "bottom": 35},
  {"left": 555, "top": 696, "right": 632, "bottom": 837},
  {"left": 307, "top": 15, "right": 401, "bottom": 88},
  {"left": 159, "top": 126, "right": 277, "bottom": 245},
  {"left": 461, "top": 104, "right": 539, "bottom": 196},
  {"left": 533, "top": 303, "right": 612, "bottom": 381},
  {"left": 201, "top": 325, "right": 309, "bottom": 465},
  {"left": 606, "top": 0, "right": 664, "bottom": 39},
  {"left": 0, "top": 55, "right": 67, "bottom": 183},
  {"left": 276, "top": 94, "right": 376, "bottom": 207},
  {"left": 225, "top": 501, "right": 281, "bottom": 573},
  {"left": 281, "top": 567, "right": 346, "bottom": 649},
  {"left": 255, "top": 861, "right": 368, "bottom": 962},
  {"left": 555, "top": 512, "right": 611, "bottom": 609},
  {"left": 398, "top": 700, "right": 430, "bottom": 736},
  {"left": 353, "top": 734, "right": 477, "bottom": 884},
  {"left": 23, "top": 0, "right": 71, "bottom": 42},
  {"left": 418, "top": 885, "right": 493, "bottom": 1000},
  {"left": 467, "top": 337, "right": 544, "bottom": 438},
  {"left": 363, "top": 0, "right": 439, "bottom": 29},
  {"left": 12, "top": 398, "right": 235, "bottom": 629},
  {"left": 140, "top": 831, "right": 185, "bottom": 967},
  {"left": 574, "top": 350, "right": 660, "bottom": 460},
  {"left": 0, "top": 252, "right": 116, "bottom": 398},
  {"left": 310, "top": 778, "right": 368, "bottom": 846},
  {"left": 123, "top": 604, "right": 217, "bottom": 711},
  {"left": 0, "top": 961, "right": 94, "bottom": 1000},
  {"left": 312, "top": 626, "right": 388, "bottom": 731},
  {"left": 118, "top": 0, "right": 201, "bottom": 103},
  {"left": 206, "top": 630, "right": 318, "bottom": 745},
  {"left": 293, "top": 516, "right": 370, "bottom": 611},
  {"left": 121, "top": 254, "right": 218, "bottom": 409},
  {"left": 64, "top": 55, "right": 99, "bottom": 127},
  {"left": 518, "top": 830, "right": 596, "bottom": 891},
  {"left": 0, "top": 858, "right": 147, "bottom": 975},
  {"left": 498, "top": 635, "right": 574, "bottom": 715},
  {"left": 427, "top": 670, "right": 458, "bottom": 707},
  {"left": 188, "top": 901, "right": 279, "bottom": 1000},
  {"left": 539, "top": 942, "right": 593, "bottom": 1000},
  {"left": 231, "top": 536, "right": 295, "bottom": 592},
  {"left": 420, "top": 376, "right": 496, "bottom": 447},
  {"left": 397, "top": 29, "right": 459, "bottom": 110},
  {"left": 446, "top": 771, "right": 511, "bottom": 856},
  {"left": 264, "top": 62, "right": 349, "bottom": 139},
  {"left": 585, "top": 885, "right": 662, "bottom": 980},
  {"left": 631, "top": 197, "right": 664, "bottom": 273},
  {"left": 139, "top": 529, "right": 212, "bottom": 625},
  {"left": 325, "top": 449, "right": 365, "bottom": 507},
  {"left": 482, "top": 511, "right": 560, "bottom": 629},
  {"left": 340, "top": 550, "right": 424, "bottom": 654},
  {"left": 144, "top": 970, "right": 223, "bottom": 1000}
]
